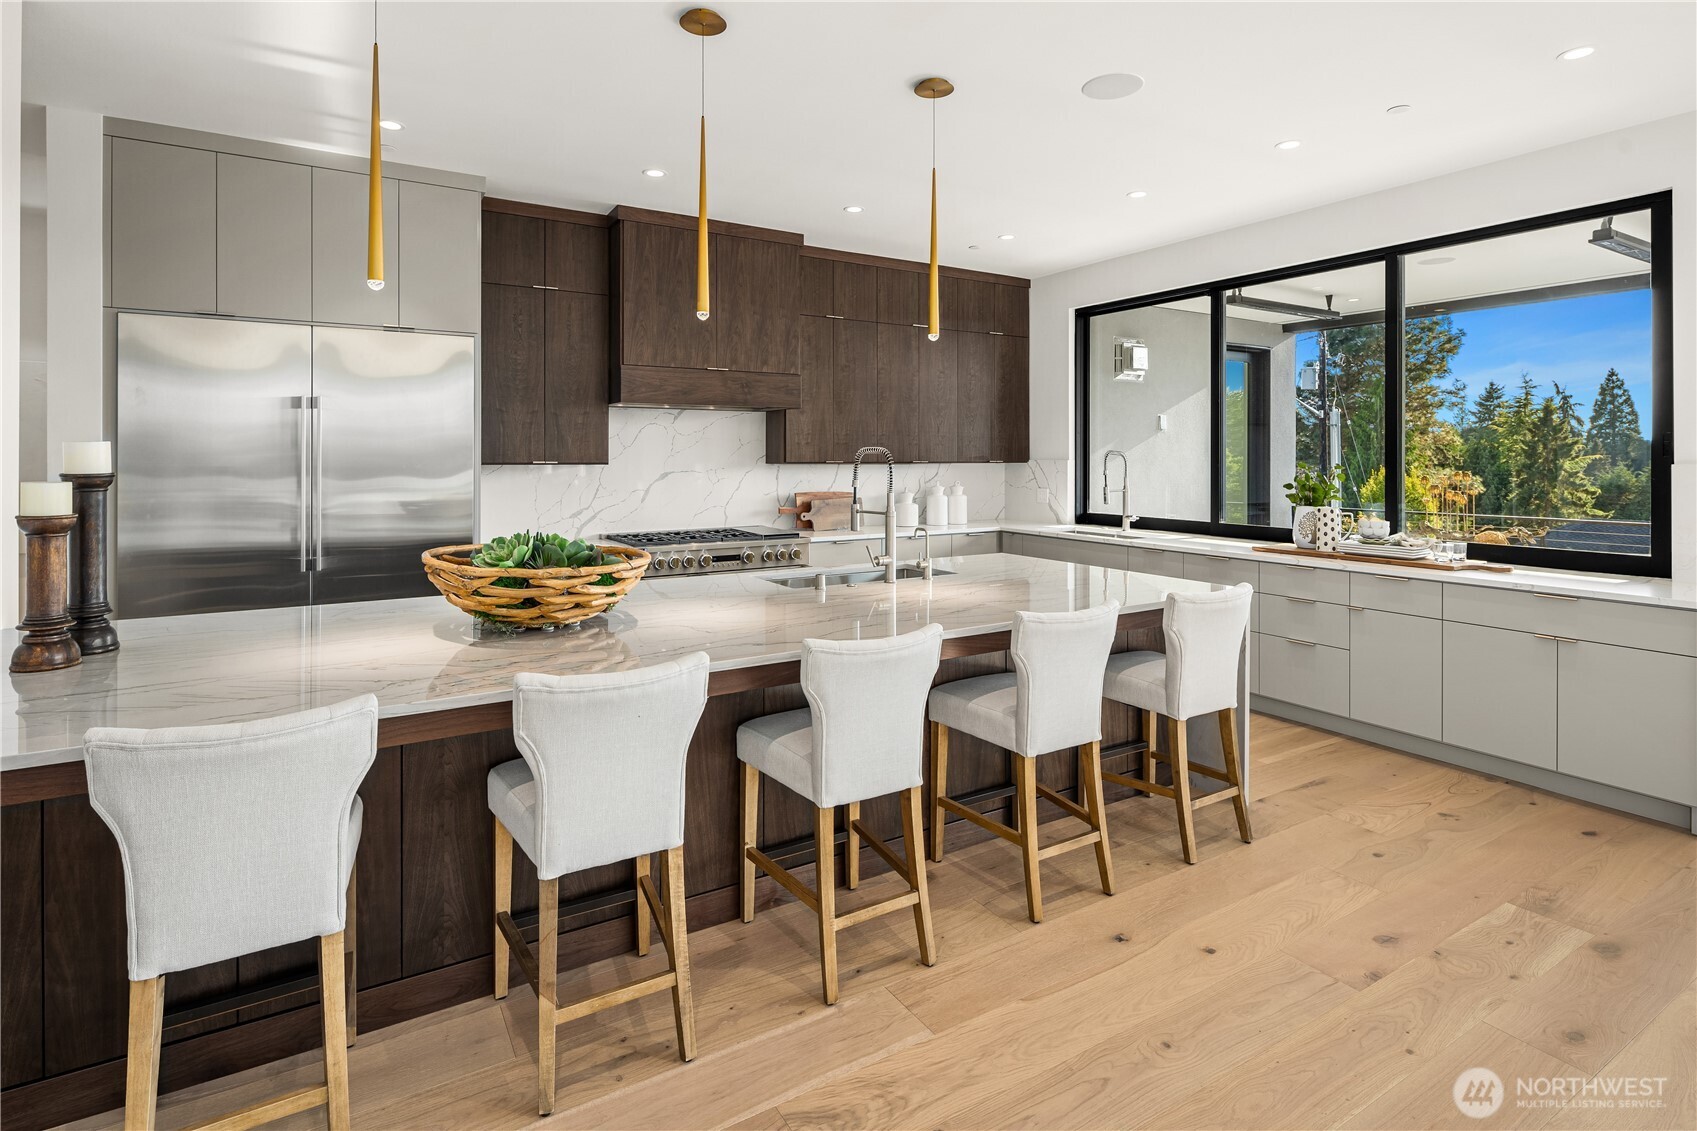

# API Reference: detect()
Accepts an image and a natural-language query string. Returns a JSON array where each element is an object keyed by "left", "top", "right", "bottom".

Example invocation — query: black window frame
[{"left": 1073, "top": 191, "right": 1674, "bottom": 578}]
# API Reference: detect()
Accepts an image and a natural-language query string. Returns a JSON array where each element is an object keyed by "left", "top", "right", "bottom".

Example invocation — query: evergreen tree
[
  {"left": 1514, "top": 387, "right": 1599, "bottom": 523},
  {"left": 1461, "top": 381, "right": 1512, "bottom": 517},
  {"left": 1585, "top": 368, "right": 1646, "bottom": 472},
  {"left": 1593, "top": 463, "right": 1650, "bottom": 522}
]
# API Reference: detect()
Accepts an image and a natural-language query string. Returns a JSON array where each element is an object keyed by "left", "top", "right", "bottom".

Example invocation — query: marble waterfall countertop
[{"left": 3, "top": 553, "right": 1219, "bottom": 771}]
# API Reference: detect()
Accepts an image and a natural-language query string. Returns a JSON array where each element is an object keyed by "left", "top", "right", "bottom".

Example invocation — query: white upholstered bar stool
[
  {"left": 1101, "top": 584, "right": 1254, "bottom": 864},
  {"left": 737, "top": 625, "right": 944, "bottom": 1005},
  {"left": 928, "top": 602, "right": 1121, "bottom": 924},
  {"left": 83, "top": 695, "right": 377, "bottom": 1131},
  {"left": 489, "top": 654, "right": 709, "bottom": 1116}
]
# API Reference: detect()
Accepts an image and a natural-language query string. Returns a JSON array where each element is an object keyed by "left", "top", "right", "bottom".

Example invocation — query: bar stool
[
  {"left": 737, "top": 625, "right": 944, "bottom": 1005},
  {"left": 83, "top": 695, "right": 377, "bottom": 1131},
  {"left": 927, "top": 602, "right": 1121, "bottom": 924},
  {"left": 1101, "top": 584, "right": 1254, "bottom": 864},
  {"left": 489, "top": 654, "right": 709, "bottom": 1116}
]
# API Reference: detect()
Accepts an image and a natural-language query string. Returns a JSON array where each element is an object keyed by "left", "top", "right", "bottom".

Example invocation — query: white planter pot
[
  {"left": 1314, "top": 506, "right": 1344, "bottom": 552},
  {"left": 1292, "top": 505, "right": 1319, "bottom": 549}
]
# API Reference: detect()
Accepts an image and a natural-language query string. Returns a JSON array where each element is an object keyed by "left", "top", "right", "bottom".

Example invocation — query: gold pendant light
[
  {"left": 681, "top": 8, "right": 726, "bottom": 322},
  {"left": 914, "top": 78, "right": 953, "bottom": 341},
  {"left": 366, "top": 1, "right": 384, "bottom": 291}
]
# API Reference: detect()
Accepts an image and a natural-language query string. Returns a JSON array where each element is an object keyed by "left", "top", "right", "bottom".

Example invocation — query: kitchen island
[{"left": 0, "top": 554, "right": 1244, "bottom": 1129}]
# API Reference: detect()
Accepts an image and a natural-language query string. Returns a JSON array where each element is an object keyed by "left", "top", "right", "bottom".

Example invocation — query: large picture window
[{"left": 1075, "top": 193, "right": 1672, "bottom": 576}]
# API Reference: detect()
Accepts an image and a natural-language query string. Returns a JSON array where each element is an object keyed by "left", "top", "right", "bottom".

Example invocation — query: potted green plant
[{"left": 1284, "top": 464, "right": 1342, "bottom": 549}]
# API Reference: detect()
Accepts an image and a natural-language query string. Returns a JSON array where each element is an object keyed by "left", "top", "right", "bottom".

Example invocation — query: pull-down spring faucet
[
  {"left": 1103, "top": 449, "right": 1137, "bottom": 532},
  {"left": 851, "top": 446, "right": 898, "bottom": 582}
]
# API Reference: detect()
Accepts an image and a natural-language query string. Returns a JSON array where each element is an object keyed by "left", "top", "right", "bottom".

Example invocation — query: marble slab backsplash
[{"left": 479, "top": 407, "right": 1051, "bottom": 536}]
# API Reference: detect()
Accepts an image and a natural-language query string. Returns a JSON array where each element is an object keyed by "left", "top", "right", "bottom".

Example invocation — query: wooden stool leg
[
  {"left": 1015, "top": 755, "right": 1044, "bottom": 923},
  {"left": 124, "top": 976, "right": 165, "bottom": 1131},
  {"left": 900, "top": 787, "right": 937, "bottom": 966},
  {"left": 1218, "top": 707, "right": 1254, "bottom": 843},
  {"left": 344, "top": 868, "right": 358, "bottom": 1046},
  {"left": 1143, "top": 709, "right": 1159, "bottom": 785},
  {"left": 492, "top": 818, "right": 513, "bottom": 1000},
  {"left": 845, "top": 801, "right": 861, "bottom": 890},
  {"left": 1080, "top": 740, "right": 1116, "bottom": 895},
  {"left": 661, "top": 844, "right": 697, "bottom": 1061},
  {"left": 928, "top": 720, "right": 949, "bottom": 862},
  {"left": 1169, "top": 718, "right": 1199, "bottom": 864},
  {"left": 537, "top": 876, "right": 558, "bottom": 1116},
  {"left": 635, "top": 852, "right": 652, "bottom": 956},
  {"left": 318, "top": 932, "right": 351, "bottom": 1131},
  {"left": 814, "top": 806, "right": 839, "bottom": 1005},
  {"left": 740, "top": 762, "right": 759, "bottom": 923}
]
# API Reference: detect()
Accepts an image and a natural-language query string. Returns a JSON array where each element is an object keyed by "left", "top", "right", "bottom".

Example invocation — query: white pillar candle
[
  {"left": 19, "top": 482, "right": 74, "bottom": 517},
  {"left": 61, "top": 441, "right": 112, "bottom": 475}
]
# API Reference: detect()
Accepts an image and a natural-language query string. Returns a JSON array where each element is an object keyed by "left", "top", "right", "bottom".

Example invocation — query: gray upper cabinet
[
  {"left": 312, "top": 166, "right": 399, "bottom": 327},
  {"left": 1558, "top": 641, "right": 1697, "bottom": 803},
  {"left": 398, "top": 180, "right": 480, "bottom": 332},
  {"left": 1442, "top": 621, "right": 1557, "bottom": 769},
  {"left": 215, "top": 153, "right": 312, "bottom": 320},
  {"left": 110, "top": 138, "right": 217, "bottom": 313},
  {"left": 1349, "top": 607, "right": 1441, "bottom": 740}
]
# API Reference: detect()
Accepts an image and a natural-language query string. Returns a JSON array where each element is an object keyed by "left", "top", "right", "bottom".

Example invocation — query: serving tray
[{"left": 1253, "top": 544, "right": 1513, "bottom": 573}]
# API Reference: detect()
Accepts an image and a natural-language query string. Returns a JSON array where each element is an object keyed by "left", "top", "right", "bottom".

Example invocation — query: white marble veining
[
  {"left": 1005, "top": 458, "right": 1073, "bottom": 524},
  {"left": 479, "top": 407, "right": 1018, "bottom": 537},
  {"left": 3, "top": 554, "right": 1215, "bottom": 770}
]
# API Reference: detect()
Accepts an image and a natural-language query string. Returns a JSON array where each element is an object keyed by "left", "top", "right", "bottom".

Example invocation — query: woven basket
[{"left": 421, "top": 543, "right": 650, "bottom": 629}]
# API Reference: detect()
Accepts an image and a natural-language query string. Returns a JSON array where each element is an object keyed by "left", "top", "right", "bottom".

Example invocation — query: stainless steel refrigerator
[{"left": 115, "top": 312, "right": 476, "bottom": 617}]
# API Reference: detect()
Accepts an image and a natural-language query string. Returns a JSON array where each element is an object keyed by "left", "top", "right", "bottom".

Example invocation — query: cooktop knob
[
  {"left": 762, "top": 548, "right": 776, "bottom": 562},
  {"left": 742, "top": 550, "right": 756, "bottom": 564}
]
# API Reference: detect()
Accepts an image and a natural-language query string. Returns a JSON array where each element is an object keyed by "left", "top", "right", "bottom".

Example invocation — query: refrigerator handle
[
  {"left": 311, "top": 397, "right": 325, "bottom": 572},
  {"left": 295, "top": 395, "right": 314, "bottom": 572}
]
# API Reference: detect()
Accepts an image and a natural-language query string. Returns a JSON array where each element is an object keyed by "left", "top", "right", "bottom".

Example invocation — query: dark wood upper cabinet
[
  {"left": 482, "top": 212, "right": 545, "bottom": 287},
  {"left": 799, "top": 256, "right": 832, "bottom": 317},
  {"left": 876, "top": 322, "right": 921, "bottom": 460},
  {"left": 954, "top": 331, "right": 998, "bottom": 463},
  {"left": 480, "top": 283, "right": 545, "bottom": 464},
  {"left": 545, "top": 290, "right": 609, "bottom": 464},
  {"left": 941, "top": 276, "right": 996, "bottom": 334},
  {"left": 545, "top": 222, "right": 609, "bottom": 295},
  {"left": 831, "top": 261, "right": 878, "bottom": 322},
  {"left": 616, "top": 220, "right": 714, "bottom": 371},
  {"left": 712, "top": 233, "right": 799, "bottom": 376},
  {"left": 917, "top": 332, "right": 958, "bottom": 463},
  {"left": 876, "top": 267, "right": 925, "bottom": 327},
  {"left": 995, "top": 333, "right": 1030, "bottom": 462},
  {"left": 995, "top": 283, "right": 1030, "bottom": 337}
]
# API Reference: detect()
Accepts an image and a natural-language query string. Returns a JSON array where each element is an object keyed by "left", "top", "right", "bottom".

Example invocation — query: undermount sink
[
  {"left": 764, "top": 565, "right": 955, "bottom": 589},
  {"left": 1063, "top": 526, "right": 1187, "bottom": 541}
]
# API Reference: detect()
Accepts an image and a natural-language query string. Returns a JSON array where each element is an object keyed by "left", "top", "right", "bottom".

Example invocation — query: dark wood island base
[{"left": 1, "top": 614, "right": 1174, "bottom": 1131}]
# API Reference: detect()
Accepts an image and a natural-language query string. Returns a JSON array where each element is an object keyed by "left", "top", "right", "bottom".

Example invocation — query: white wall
[
  {"left": 43, "top": 106, "right": 103, "bottom": 474},
  {"left": 2, "top": 3, "right": 22, "bottom": 624},
  {"left": 1030, "top": 112, "right": 1697, "bottom": 583}
]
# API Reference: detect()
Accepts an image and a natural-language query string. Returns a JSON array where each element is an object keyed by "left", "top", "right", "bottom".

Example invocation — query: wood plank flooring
[{"left": 53, "top": 715, "right": 1697, "bottom": 1131}]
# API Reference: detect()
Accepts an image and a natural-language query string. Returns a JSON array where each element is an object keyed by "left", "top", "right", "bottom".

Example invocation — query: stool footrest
[
  {"left": 637, "top": 871, "right": 673, "bottom": 953},
  {"left": 1036, "top": 830, "right": 1103, "bottom": 861},
  {"left": 1033, "top": 782, "right": 1092, "bottom": 825},
  {"left": 1191, "top": 785, "right": 1245, "bottom": 808},
  {"left": 851, "top": 822, "right": 916, "bottom": 887},
  {"left": 937, "top": 795, "right": 1020, "bottom": 844},
  {"left": 496, "top": 910, "right": 540, "bottom": 994},
  {"left": 553, "top": 970, "right": 678, "bottom": 1027},
  {"left": 189, "top": 1085, "right": 329, "bottom": 1131},
  {"left": 746, "top": 847, "right": 820, "bottom": 913},
  {"left": 833, "top": 890, "right": 921, "bottom": 931},
  {"left": 1101, "top": 769, "right": 1176, "bottom": 799}
]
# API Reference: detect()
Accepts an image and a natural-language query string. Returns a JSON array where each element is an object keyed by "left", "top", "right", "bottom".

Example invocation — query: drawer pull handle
[
  {"left": 1283, "top": 596, "right": 1316, "bottom": 605},
  {"left": 1533, "top": 633, "right": 1579, "bottom": 643},
  {"left": 824, "top": 314, "right": 846, "bottom": 319},
  {"left": 1285, "top": 564, "right": 1316, "bottom": 571},
  {"left": 1348, "top": 606, "right": 1364, "bottom": 612},
  {"left": 1285, "top": 638, "right": 1317, "bottom": 647},
  {"left": 1203, "top": 555, "right": 1231, "bottom": 562},
  {"left": 1534, "top": 593, "right": 1580, "bottom": 602},
  {"left": 531, "top": 284, "right": 561, "bottom": 291},
  {"left": 1378, "top": 576, "right": 1410, "bottom": 583}
]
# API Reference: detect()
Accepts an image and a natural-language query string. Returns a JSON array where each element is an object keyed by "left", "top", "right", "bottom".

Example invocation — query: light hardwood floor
[{"left": 58, "top": 715, "right": 1697, "bottom": 1131}]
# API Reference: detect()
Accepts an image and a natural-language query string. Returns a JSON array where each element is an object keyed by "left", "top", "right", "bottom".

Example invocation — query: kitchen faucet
[
  {"left": 910, "top": 526, "right": 934, "bottom": 579},
  {"left": 851, "top": 445, "right": 898, "bottom": 583},
  {"left": 1104, "top": 449, "right": 1138, "bottom": 532}
]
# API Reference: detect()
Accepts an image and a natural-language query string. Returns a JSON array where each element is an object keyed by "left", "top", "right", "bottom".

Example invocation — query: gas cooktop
[{"left": 602, "top": 526, "right": 807, "bottom": 576}]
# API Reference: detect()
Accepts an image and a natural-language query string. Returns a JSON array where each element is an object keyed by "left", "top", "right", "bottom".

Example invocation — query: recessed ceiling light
[
  {"left": 1081, "top": 73, "right": 1144, "bottom": 100},
  {"left": 997, "top": 234, "right": 1015, "bottom": 240},
  {"left": 1557, "top": 45, "right": 1595, "bottom": 61},
  {"left": 1126, "top": 190, "right": 1148, "bottom": 199},
  {"left": 379, "top": 120, "right": 404, "bottom": 131},
  {"left": 1385, "top": 104, "right": 1413, "bottom": 115},
  {"left": 380, "top": 143, "right": 395, "bottom": 154},
  {"left": 1274, "top": 139, "right": 1302, "bottom": 151},
  {"left": 967, "top": 244, "right": 981, "bottom": 250},
  {"left": 1418, "top": 255, "right": 1456, "bottom": 265},
  {"left": 642, "top": 168, "right": 666, "bottom": 178},
  {"left": 1347, "top": 297, "right": 1360, "bottom": 303},
  {"left": 842, "top": 205, "right": 863, "bottom": 213}
]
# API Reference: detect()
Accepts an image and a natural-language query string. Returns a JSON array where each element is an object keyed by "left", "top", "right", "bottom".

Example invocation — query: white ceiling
[{"left": 22, "top": 1, "right": 1696, "bottom": 279}]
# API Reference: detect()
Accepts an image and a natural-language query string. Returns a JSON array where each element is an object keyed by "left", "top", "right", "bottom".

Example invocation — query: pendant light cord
[{"left": 373, "top": 0, "right": 378, "bottom": 44}]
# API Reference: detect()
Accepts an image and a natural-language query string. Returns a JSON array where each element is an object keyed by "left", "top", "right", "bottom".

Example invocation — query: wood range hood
[{"left": 608, "top": 206, "right": 804, "bottom": 411}]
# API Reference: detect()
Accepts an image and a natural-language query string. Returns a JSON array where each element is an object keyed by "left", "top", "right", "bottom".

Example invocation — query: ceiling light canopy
[
  {"left": 1273, "top": 139, "right": 1302, "bottom": 151},
  {"left": 1080, "top": 72, "right": 1144, "bottom": 100},
  {"left": 1558, "top": 45, "right": 1595, "bottom": 60}
]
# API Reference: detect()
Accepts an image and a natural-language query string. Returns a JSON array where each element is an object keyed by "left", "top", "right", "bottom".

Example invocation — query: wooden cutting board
[
  {"left": 777, "top": 491, "right": 853, "bottom": 530},
  {"left": 1254, "top": 544, "right": 1512, "bottom": 573}
]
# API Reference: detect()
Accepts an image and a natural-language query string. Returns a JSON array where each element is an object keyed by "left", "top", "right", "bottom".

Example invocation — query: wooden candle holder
[
  {"left": 61, "top": 472, "right": 119, "bottom": 654},
  {"left": 11, "top": 514, "right": 81, "bottom": 673}
]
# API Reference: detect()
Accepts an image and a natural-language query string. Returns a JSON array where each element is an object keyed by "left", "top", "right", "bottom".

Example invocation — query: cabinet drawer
[
  {"left": 1258, "top": 635, "right": 1349, "bottom": 717},
  {"left": 1020, "top": 536, "right": 1129, "bottom": 570},
  {"left": 1443, "top": 585, "right": 1696, "bottom": 656},
  {"left": 951, "top": 531, "right": 1000, "bottom": 555},
  {"left": 805, "top": 539, "right": 875, "bottom": 568},
  {"left": 1558, "top": 641, "right": 1697, "bottom": 804},
  {"left": 1125, "top": 546, "right": 1185, "bottom": 578},
  {"left": 1351, "top": 572, "right": 1442, "bottom": 618},
  {"left": 894, "top": 533, "right": 952, "bottom": 559},
  {"left": 1349, "top": 608, "right": 1441, "bottom": 740},
  {"left": 1442, "top": 622, "right": 1557, "bottom": 769},
  {"left": 1182, "top": 554, "right": 1258, "bottom": 589},
  {"left": 1259, "top": 595, "right": 1349, "bottom": 649},
  {"left": 1259, "top": 561, "right": 1350, "bottom": 603}
]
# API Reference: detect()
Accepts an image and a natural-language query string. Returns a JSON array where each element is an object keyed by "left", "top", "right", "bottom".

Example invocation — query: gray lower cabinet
[
  {"left": 110, "top": 138, "right": 217, "bottom": 313},
  {"left": 1441, "top": 621, "right": 1557, "bottom": 769},
  {"left": 313, "top": 167, "right": 400, "bottom": 326},
  {"left": 1020, "top": 535, "right": 1128, "bottom": 570},
  {"left": 215, "top": 153, "right": 311, "bottom": 320},
  {"left": 398, "top": 180, "right": 480, "bottom": 332},
  {"left": 1348, "top": 608, "right": 1441, "bottom": 740},
  {"left": 1182, "top": 553, "right": 1259, "bottom": 589},
  {"left": 1258, "top": 634, "right": 1349, "bottom": 717},
  {"left": 1558, "top": 641, "right": 1697, "bottom": 803},
  {"left": 1125, "top": 546, "right": 1184, "bottom": 577},
  {"left": 951, "top": 531, "right": 1001, "bottom": 555}
]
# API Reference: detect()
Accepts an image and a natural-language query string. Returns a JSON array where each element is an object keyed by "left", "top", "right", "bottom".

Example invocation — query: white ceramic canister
[
  {"left": 947, "top": 483, "right": 968, "bottom": 525},
  {"left": 922, "top": 484, "right": 948, "bottom": 525}
]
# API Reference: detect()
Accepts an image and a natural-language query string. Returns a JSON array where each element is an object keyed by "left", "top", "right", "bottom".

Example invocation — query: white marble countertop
[{"left": 3, "top": 553, "right": 1217, "bottom": 771}]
